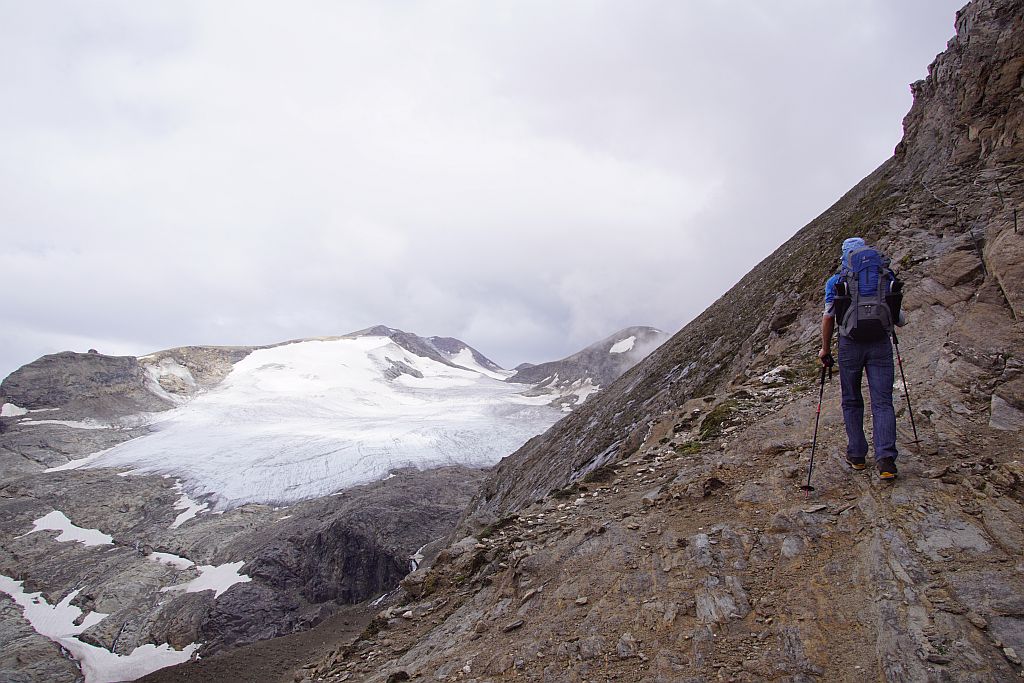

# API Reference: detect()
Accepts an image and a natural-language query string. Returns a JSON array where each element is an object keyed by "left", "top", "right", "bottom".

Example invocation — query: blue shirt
[{"left": 823, "top": 273, "right": 841, "bottom": 318}]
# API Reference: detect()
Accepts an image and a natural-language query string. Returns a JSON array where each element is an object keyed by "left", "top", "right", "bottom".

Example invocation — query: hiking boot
[
  {"left": 877, "top": 458, "right": 898, "bottom": 480},
  {"left": 846, "top": 455, "right": 867, "bottom": 471}
]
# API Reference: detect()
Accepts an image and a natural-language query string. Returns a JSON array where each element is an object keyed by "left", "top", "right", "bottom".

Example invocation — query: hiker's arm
[
  {"left": 819, "top": 315, "right": 834, "bottom": 365},
  {"left": 820, "top": 274, "right": 837, "bottom": 366}
]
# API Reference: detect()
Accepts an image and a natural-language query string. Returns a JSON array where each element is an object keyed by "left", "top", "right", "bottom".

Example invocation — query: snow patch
[
  {"left": 1, "top": 402, "right": 28, "bottom": 417},
  {"left": 20, "top": 511, "right": 113, "bottom": 547},
  {"left": 0, "top": 576, "right": 107, "bottom": 638},
  {"left": 170, "top": 481, "right": 209, "bottom": 529},
  {"left": 609, "top": 336, "right": 636, "bottom": 354},
  {"left": 571, "top": 379, "right": 601, "bottom": 405},
  {"left": 161, "top": 561, "right": 251, "bottom": 598},
  {"left": 148, "top": 552, "right": 195, "bottom": 570},
  {"left": 760, "top": 365, "right": 792, "bottom": 386},
  {"left": 21, "top": 418, "right": 109, "bottom": 430},
  {"left": 143, "top": 358, "right": 197, "bottom": 404},
  {"left": 371, "top": 588, "right": 400, "bottom": 607},
  {"left": 147, "top": 358, "right": 197, "bottom": 387},
  {"left": 446, "top": 348, "right": 513, "bottom": 380},
  {"left": 410, "top": 542, "right": 429, "bottom": 571},
  {"left": 0, "top": 574, "right": 198, "bottom": 683}
]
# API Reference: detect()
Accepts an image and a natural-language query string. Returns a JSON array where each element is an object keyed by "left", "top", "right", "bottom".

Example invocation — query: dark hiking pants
[{"left": 838, "top": 335, "right": 898, "bottom": 462}]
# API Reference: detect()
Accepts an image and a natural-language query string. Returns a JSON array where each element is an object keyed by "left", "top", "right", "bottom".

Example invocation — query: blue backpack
[{"left": 834, "top": 246, "right": 901, "bottom": 342}]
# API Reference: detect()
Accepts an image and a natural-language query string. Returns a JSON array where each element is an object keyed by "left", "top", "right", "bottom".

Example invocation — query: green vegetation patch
[
  {"left": 698, "top": 399, "right": 740, "bottom": 440},
  {"left": 674, "top": 441, "right": 703, "bottom": 455}
]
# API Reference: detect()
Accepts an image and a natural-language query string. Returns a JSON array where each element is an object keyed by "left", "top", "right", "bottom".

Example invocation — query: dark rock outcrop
[{"left": 1, "top": 352, "right": 172, "bottom": 416}]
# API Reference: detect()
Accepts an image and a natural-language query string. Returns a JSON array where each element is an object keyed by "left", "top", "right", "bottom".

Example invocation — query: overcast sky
[{"left": 1, "top": 1, "right": 965, "bottom": 377}]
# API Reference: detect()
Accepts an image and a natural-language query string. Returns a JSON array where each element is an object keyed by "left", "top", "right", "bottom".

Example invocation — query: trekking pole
[
  {"left": 801, "top": 358, "right": 832, "bottom": 493},
  {"left": 891, "top": 330, "right": 921, "bottom": 448}
]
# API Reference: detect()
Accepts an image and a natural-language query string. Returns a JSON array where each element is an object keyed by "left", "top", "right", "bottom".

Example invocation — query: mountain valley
[{"left": 0, "top": 326, "right": 659, "bottom": 682}]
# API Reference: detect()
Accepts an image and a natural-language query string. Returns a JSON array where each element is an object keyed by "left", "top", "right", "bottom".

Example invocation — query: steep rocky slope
[
  {"left": 465, "top": 0, "right": 1024, "bottom": 522},
  {"left": 296, "top": 2, "right": 1024, "bottom": 681}
]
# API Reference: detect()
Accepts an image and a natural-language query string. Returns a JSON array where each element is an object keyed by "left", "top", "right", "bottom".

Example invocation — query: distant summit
[
  {"left": 346, "top": 325, "right": 510, "bottom": 379},
  {"left": 507, "top": 326, "right": 669, "bottom": 411}
]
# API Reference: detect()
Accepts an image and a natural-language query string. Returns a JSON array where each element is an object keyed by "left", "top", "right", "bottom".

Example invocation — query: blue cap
[{"left": 841, "top": 237, "right": 865, "bottom": 266}]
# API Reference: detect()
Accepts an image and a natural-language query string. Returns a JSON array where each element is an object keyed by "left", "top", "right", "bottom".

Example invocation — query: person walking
[{"left": 819, "top": 237, "right": 906, "bottom": 480}]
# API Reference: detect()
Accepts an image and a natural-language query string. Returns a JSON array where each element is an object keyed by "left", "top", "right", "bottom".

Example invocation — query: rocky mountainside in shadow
[{"left": 294, "top": 2, "right": 1024, "bottom": 681}]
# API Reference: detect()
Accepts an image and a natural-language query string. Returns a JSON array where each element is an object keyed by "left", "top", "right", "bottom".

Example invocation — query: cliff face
[{"left": 298, "top": 2, "right": 1024, "bottom": 681}]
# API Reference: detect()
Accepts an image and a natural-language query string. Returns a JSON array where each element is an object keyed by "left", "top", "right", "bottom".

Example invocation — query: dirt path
[{"left": 139, "top": 604, "right": 374, "bottom": 683}]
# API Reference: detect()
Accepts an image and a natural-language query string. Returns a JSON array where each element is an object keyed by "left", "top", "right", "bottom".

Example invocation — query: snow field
[
  {"left": 85, "top": 337, "right": 563, "bottom": 509},
  {"left": 1, "top": 402, "right": 29, "bottom": 417},
  {"left": 170, "top": 480, "right": 209, "bottom": 529},
  {"left": 445, "top": 348, "right": 515, "bottom": 380},
  {"left": 609, "top": 335, "right": 636, "bottom": 353},
  {"left": 19, "top": 511, "right": 114, "bottom": 546}
]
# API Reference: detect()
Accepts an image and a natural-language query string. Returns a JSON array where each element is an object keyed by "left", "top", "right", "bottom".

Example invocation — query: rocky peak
[
  {"left": 346, "top": 325, "right": 506, "bottom": 374},
  {"left": 507, "top": 326, "right": 668, "bottom": 388},
  {"left": 896, "top": 0, "right": 1024, "bottom": 176},
  {"left": 426, "top": 336, "right": 506, "bottom": 374}
]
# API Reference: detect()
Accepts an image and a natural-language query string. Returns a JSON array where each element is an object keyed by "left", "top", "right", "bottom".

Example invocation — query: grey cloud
[{"left": 0, "top": 1, "right": 964, "bottom": 376}]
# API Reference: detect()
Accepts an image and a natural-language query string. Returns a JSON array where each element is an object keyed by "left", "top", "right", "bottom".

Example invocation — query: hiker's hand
[{"left": 818, "top": 348, "right": 834, "bottom": 368}]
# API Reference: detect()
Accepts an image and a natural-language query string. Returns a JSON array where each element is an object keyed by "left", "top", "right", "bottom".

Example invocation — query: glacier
[{"left": 78, "top": 336, "right": 564, "bottom": 509}]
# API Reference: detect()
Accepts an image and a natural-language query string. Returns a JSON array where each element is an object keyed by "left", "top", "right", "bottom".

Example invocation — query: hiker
[{"left": 818, "top": 237, "right": 906, "bottom": 480}]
